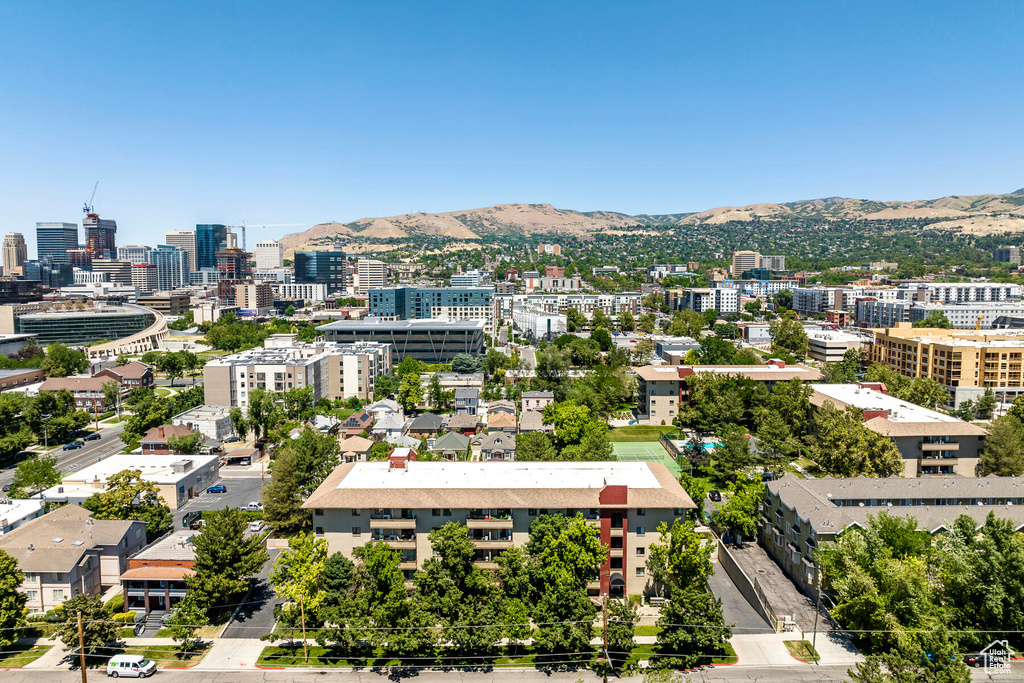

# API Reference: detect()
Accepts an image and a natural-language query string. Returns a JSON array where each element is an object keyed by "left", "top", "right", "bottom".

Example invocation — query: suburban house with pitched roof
[
  {"left": 429, "top": 431, "right": 471, "bottom": 461},
  {"left": 521, "top": 391, "right": 554, "bottom": 412},
  {"left": 487, "top": 411, "right": 517, "bottom": 435},
  {"left": 338, "top": 435, "right": 374, "bottom": 463},
  {"left": 94, "top": 361, "right": 154, "bottom": 389},
  {"left": 447, "top": 413, "right": 480, "bottom": 436},
  {"left": 478, "top": 433, "right": 517, "bottom": 461},
  {"left": 38, "top": 376, "right": 112, "bottom": 412},
  {"left": 408, "top": 413, "right": 444, "bottom": 438},
  {"left": 455, "top": 388, "right": 480, "bottom": 415},
  {"left": 140, "top": 424, "right": 201, "bottom": 455},
  {"left": 340, "top": 411, "right": 374, "bottom": 436},
  {"left": 519, "top": 409, "right": 552, "bottom": 433},
  {"left": 121, "top": 529, "right": 198, "bottom": 615},
  {"left": 372, "top": 412, "right": 406, "bottom": 440}
]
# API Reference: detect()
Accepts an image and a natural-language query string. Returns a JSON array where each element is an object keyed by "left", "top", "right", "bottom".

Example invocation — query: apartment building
[
  {"left": 38, "top": 376, "right": 113, "bottom": 411},
  {"left": 0, "top": 505, "right": 146, "bottom": 612},
  {"left": 899, "top": 282, "right": 1023, "bottom": 303},
  {"left": 713, "top": 279, "right": 791, "bottom": 299},
  {"left": 511, "top": 305, "right": 567, "bottom": 342},
  {"left": 667, "top": 287, "right": 739, "bottom": 314},
  {"left": 235, "top": 282, "right": 274, "bottom": 314},
  {"left": 809, "top": 383, "right": 986, "bottom": 477},
  {"left": 357, "top": 258, "right": 387, "bottom": 294},
  {"left": 870, "top": 323, "right": 1024, "bottom": 406},
  {"left": 909, "top": 302, "right": 1024, "bottom": 330},
  {"left": 304, "top": 458, "right": 695, "bottom": 597},
  {"left": 537, "top": 243, "right": 561, "bottom": 255},
  {"left": 994, "top": 247, "right": 1021, "bottom": 266},
  {"left": 762, "top": 474, "right": 1024, "bottom": 598},
  {"left": 204, "top": 335, "right": 391, "bottom": 406},
  {"left": 0, "top": 368, "right": 45, "bottom": 392},
  {"left": 496, "top": 293, "right": 640, "bottom": 320},
  {"left": 759, "top": 255, "right": 786, "bottom": 271},
  {"left": 271, "top": 282, "right": 328, "bottom": 303},
  {"left": 318, "top": 318, "right": 485, "bottom": 362},
  {"left": 254, "top": 240, "right": 284, "bottom": 270},
  {"left": 121, "top": 530, "right": 198, "bottom": 615}
]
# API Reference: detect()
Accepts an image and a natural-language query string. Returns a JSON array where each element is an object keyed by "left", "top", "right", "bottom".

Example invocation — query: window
[
  {"left": 432, "top": 509, "right": 442, "bottom": 517},
  {"left": 635, "top": 567, "right": 645, "bottom": 577},
  {"left": 315, "top": 527, "right": 324, "bottom": 535},
  {"left": 52, "top": 589, "right": 66, "bottom": 602},
  {"left": 351, "top": 509, "right": 360, "bottom": 516},
  {"left": 352, "top": 526, "right": 361, "bottom": 536},
  {"left": 24, "top": 590, "right": 37, "bottom": 602},
  {"left": 636, "top": 547, "right": 645, "bottom": 556},
  {"left": 528, "top": 509, "right": 537, "bottom": 516},
  {"left": 610, "top": 557, "right": 623, "bottom": 570},
  {"left": 636, "top": 508, "right": 646, "bottom": 516},
  {"left": 636, "top": 526, "right": 645, "bottom": 535},
  {"left": 314, "top": 509, "right": 324, "bottom": 516}
]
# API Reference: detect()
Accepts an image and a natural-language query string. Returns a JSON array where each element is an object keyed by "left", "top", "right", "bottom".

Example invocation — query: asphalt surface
[
  {"left": 0, "top": 424, "right": 126, "bottom": 489},
  {"left": 172, "top": 470, "right": 266, "bottom": 528},
  {"left": 221, "top": 547, "right": 283, "bottom": 639},
  {"left": 708, "top": 561, "right": 774, "bottom": 636}
]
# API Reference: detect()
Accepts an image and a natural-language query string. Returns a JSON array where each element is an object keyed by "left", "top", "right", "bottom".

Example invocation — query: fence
[{"left": 715, "top": 537, "right": 784, "bottom": 632}]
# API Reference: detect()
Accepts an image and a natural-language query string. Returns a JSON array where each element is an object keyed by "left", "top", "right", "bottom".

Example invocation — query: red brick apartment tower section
[{"left": 599, "top": 484, "right": 628, "bottom": 596}]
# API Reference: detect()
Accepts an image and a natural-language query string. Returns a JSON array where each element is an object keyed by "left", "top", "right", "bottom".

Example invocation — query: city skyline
[{"left": 1, "top": 1, "right": 1022, "bottom": 251}]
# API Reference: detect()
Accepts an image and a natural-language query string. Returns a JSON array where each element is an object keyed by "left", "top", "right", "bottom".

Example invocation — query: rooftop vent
[
  {"left": 52, "top": 537, "right": 63, "bottom": 543},
  {"left": 72, "top": 540, "right": 84, "bottom": 547}
]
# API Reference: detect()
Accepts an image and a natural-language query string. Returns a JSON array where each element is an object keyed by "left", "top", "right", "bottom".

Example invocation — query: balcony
[
  {"left": 919, "top": 442, "right": 959, "bottom": 451},
  {"left": 399, "top": 561, "right": 417, "bottom": 571},
  {"left": 467, "top": 511, "right": 513, "bottom": 529},
  {"left": 370, "top": 517, "right": 417, "bottom": 529},
  {"left": 370, "top": 532, "right": 417, "bottom": 548}
]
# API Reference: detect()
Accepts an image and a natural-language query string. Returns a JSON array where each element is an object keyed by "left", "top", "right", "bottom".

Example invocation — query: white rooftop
[
  {"left": 339, "top": 461, "right": 662, "bottom": 490},
  {"left": 803, "top": 327, "right": 868, "bottom": 343},
  {"left": 810, "top": 384, "right": 959, "bottom": 424},
  {"left": 59, "top": 453, "right": 219, "bottom": 485},
  {"left": 0, "top": 499, "right": 44, "bottom": 529}
]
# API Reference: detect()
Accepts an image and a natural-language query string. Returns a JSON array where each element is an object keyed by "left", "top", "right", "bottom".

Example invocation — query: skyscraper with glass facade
[
  {"left": 196, "top": 224, "right": 230, "bottom": 270},
  {"left": 35, "top": 222, "right": 79, "bottom": 263}
]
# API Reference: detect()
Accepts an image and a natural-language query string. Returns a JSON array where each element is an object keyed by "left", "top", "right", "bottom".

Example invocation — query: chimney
[
  {"left": 158, "top": 426, "right": 165, "bottom": 439},
  {"left": 862, "top": 409, "right": 889, "bottom": 421},
  {"left": 859, "top": 382, "right": 887, "bottom": 394},
  {"left": 767, "top": 358, "right": 786, "bottom": 368}
]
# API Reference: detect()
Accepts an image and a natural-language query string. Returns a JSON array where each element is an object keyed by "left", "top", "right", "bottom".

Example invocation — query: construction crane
[
  {"left": 83, "top": 181, "right": 99, "bottom": 215},
  {"left": 227, "top": 222, "right": 305, "bottom": 251}
]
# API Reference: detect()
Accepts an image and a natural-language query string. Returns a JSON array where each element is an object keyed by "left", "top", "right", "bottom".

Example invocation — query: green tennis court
[{"left": 612, "top": 441, "right": 681, "bottom": 476}]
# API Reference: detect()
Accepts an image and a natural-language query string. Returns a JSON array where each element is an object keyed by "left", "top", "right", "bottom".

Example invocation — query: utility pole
[
  {"left": 77, "top": 611, "right": 88, "bottom": 683},
  {"left": 602, "top": 595, "right": 609, "bottom": 683},
  {"left": 811, "top": 564, "right": 822, "bottom": 663}
]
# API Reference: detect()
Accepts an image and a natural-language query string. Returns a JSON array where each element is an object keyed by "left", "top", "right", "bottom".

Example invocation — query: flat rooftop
[
  {"left": 134, "top": 529, "right": 200, "bottom": 561},
  {"left": 341, "top": 461, "right": 662, "bottom": 490},
  {"left": 634, "top": 363, "right": 822, "bottom": 382},
  {"left": 810, "top": 384, "right": 957, "bottom": 424},
  {"left": 803, "top": 328, "right": 869, "bottom": 344},
  {"left": 318, "top": 318, "right": 486, "bottom": 332},
  {"left": 60, "top": 453, "right": 218, "bottom": 485}
]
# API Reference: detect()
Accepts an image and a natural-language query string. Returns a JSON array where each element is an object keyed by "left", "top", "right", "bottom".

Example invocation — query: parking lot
[{"left": 173, "top": 471, "right": 266, "bottom": 529}]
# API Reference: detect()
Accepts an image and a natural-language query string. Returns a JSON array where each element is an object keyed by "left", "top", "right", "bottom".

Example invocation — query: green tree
[
  {"left": 427, "top": 373, "right": 445, "bottom": 409},
  {"left": 769, "top": 312, "right": 809, "bottom": 359},
  {"left": 101, "top": 380, "right": 122, "bottom": 420},
  {"left": 179, "top": 350, "right": 202, "bottom": 385},
  {"left": 397, "top": 372, "right": 422, "bottom": 413},
  {"left": 515, "top": 431, "right": 558, "bottom": 461},
  {"left": 53, "top": 593, "right": 121, "bottom": 655},
  {"left": 655, "top": 585, "right": 731, "bottom": 670},
  {"left": 8, "top": 453, "right": 62, "bottom": 498},
  {"left": 668, "top": 310, "right": 703, "bottom": 339},
  {"left": 188, "top": 507, "right": 269, "bottom": 609},
  {"left": 156, "top": 352, "right": 184, "bottom": 386},
  {"left": 591, "top": 327, "right": 613, "bottom": 352},
  {"left": 754, "top": 411, "right": 800, "bottom": 466},
  {"left": 373, "top": 373, "right": 399, "bottom": 400},
  {"left": 605, "top": 598, "right": 639, "bottom": 672},
  {"left": 82, "top": 469, "right": 172, "bottom": 538},
  {"left": 619, "top": 310, "right": 635, "bottom": 331},
  {"left": 262, "top": 429, "right": 340, "bottom": 534},
  {"left": 980, "top": 415, "right": 1024, "bottom": 476},
  {"left": 974, "top": 387, "right": 997, "bottom": 420},
  {"left": 631, "top": 338, "right": 654, "bottom": 363},
  {"left": 637, "top": 314, "right": 656, "bottom": 334},
  {"left": 808, "top": 403, "right": 904, "bottom": 477},
  {"left": 701, "top": 308, "right": 719, "bottom": 327},
  {"left": 822, "top": 348, "right": 861, "bottom": 383},
  {"left": 245, "top": 387, "right": 279, "bottom": 441},
  {"left": 0, "top": 550, "right": 26, "bottom": 647},
  {"left": 281, "top": 387, "right": 315, "bottom": 420},
  {"left": 166, "top": 431, "right": 202, "bottom": 454},
  {"left": 396, "top": 356, "right": 423, "bottom": 377},
  {"left": 451, "top": 353, "right": 479, "bottom": 374},
  {"left": 40, "top": 343, "right": 89, "bottom": 377},
  {"left": 711, "top": 474, "right": 764, "bottom": 539},
  {"left": 912, "top": 311, "right": 953, "bottom": 329},
  {"left": 285, "top": 304, "right": 296, "bottom": 316},
  {"left": 165, "top": 595, "right": 208, "bottom": 653},
  {"left": 646, "top": 518, "right": 713, "bottom": 596},
  {"left": 565, "top": 307, "right": 586, "bottom": 332},
  {"left": 414, "top": 522, "right": 502, "bottom": 653},
  {"left": 773, "top": 289, "right": 793, "bottom": 312},
  {"left": 119, "top": 389, "right": 170, "bottom": 450},
  {"left": 713, "top": 424, "right": 754, "bottom": 475},
  {"left": 229, "top": 406, "right": 249, "bottom": 440},
  {"left": 270, "top": 533, "right": 329, "bottom": 662}
]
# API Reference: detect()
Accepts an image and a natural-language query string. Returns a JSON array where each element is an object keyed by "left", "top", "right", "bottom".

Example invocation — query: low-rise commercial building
[
  {"left": 0, "top": 368, "right": 45, "bottom": 392},
  {"left": 0, "top": 505, "right": 146, "bottom": 612},
  {"left": 171, "top": 405, "right": 236, "bottom": 442},
  {"left": 121, "top": 530, "right": 198, "bottom": 615},
  {"left": 141, "top": 424, "right": 201, "bottom": 455},
  {"left": 43, "top": 454, "right": 220, "bottom": 511},
  {"left": 511, "top": 305, "right": 567, "bottom": 342},
  {"left": 809, "top": 383, "right": 987, "bottom": 477},
  {"left": 762, "top": 474, "right": 1024, "bottom": 598},
  {"left": 137, "top": 294, "right": 191, "bottom": 316},
  {"left": 318, "top": 318, "right": 485, "bottom": 363},
  {"left": 304, "top": 458, "right": 695, "bottom": 597},
  {"left": 0, "top": 498, "right": 45, "bottom": 535},
  {"left": 803, "top": 327, "right": 869, "bottom": 363}
]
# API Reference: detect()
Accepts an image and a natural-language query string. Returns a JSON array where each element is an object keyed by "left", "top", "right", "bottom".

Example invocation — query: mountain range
[{"left": 279, "top": 189, "right": 1024, "bottom": 251}]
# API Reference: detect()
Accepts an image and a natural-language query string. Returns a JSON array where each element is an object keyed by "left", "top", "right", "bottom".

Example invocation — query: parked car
[
  {"left": 63, "top": 441, "right": 84, "bottom": 451},
  {"left": 83, "top": 433, "right": 102, "bottom": 441},
  {"left": 223, "top": 436, "right": 240, "bottom": 443},
  {"left": 106, "top": 654, "right": 156, "bottom": 678},
  {"left": 249, "top": 520, "right": 265, "bottom": 533},
  {"left": 708, "top": 490, "right": 722, "bottom": 502},
  {"left": 1, "top": 484, "right": 10, "bottom": 493},
  {"left": 206, "top": 484, "right": 227, "bottom": 494},
  {"left": 241, "top": 502, "right": 263, "bottom": 512}
]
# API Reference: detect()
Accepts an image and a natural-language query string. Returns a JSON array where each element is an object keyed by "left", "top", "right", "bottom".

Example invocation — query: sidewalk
[
  {"left": 731, "top": 634, "right": 797, "bottom": 667},
  {"left": 193, "top": 639, "right": 267, "bottom": 670}
]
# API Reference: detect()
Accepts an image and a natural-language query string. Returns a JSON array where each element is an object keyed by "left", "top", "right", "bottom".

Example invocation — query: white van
[{"left": 106, "top": 654, "right": 156, "bottom": 678}]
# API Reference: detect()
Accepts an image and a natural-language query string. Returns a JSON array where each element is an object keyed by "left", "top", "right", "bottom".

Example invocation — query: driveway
[
  {"left": 173, "top": 472, "right": 266, "bottom": 528},
  {"left": 707, "top": 561, "right": 773, "bottom": 635},
  {"left": 221, "top": 548, "right": 282, "bottom": 639},
  {"left": 729, "top": 541, "right": 834, "bottom": 633}
]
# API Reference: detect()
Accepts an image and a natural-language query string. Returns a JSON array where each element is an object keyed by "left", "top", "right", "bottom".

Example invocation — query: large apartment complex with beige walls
[
  {"left": 304, "top": 457, "right": 695, "bottom": 598},
  {"left": 809, "top": 383, "right": 987, "bottom": 477},
  {"left": 870, "top": 323, "right": 1024, "bottom": 407},
  {"left": 203, "top": 334, "right": 391, "bottom": 407}
]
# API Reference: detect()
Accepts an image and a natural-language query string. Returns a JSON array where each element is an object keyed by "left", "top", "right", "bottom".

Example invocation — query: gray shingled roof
[{"left": 0, "top": 505, "right": 137, "bottom": 572}]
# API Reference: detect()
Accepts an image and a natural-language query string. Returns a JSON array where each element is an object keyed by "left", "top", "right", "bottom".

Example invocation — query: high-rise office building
[
  {"left": 35, "top": 222, "right": 79, "bottom": 263},
  {"left": 131, "top": 263, "right": 158, "bottom": 293},
  {"left": 759, "top": 255, "right": 787, "bottom": 271},
  {"left": 91, "top": 259, "right": 134, "bottom": 285},
  {"left": 296, "top": 251, "right": 349, "bottom": 293},
  {"left": 995, "top": 247, "right": 1021, "bottom": 266},
  {"left": 216, "top": 248, "right": 250, "bottom": 281},
  {"left": 357, "top": 258, "right": 386, "bottom": 294},
  {"left": 83, "top": 213, "right": 117, "bottom": 259},
  {"left": 148, "top": 245, "right": 190, "bottom": 290},
  {"left": 254, "top": 240, "right": 284, "bottom": 270},
  {"left": 165, "top": 231, "right": 198, "bottom": 273},
  {"left": 730, "top": 250, "right": 760, "bottom": 279},
  {"left": 2, "top": 233, "right": 27, "bottom": 275},
  {"left": 196, "top": 224, "right": 230, "bottom": 270},
  {"left": 117, "top": 245, "right": 152, "bottom": 264}
]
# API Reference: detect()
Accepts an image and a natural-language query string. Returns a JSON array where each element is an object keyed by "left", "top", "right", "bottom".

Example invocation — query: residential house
[
  {"left": 487, "top": 411, "right": 517, "bottom": 435},
  {"left": 479, "top": 433, "right": 517, "bottom": 461},
  {"left": 37, "top": 376, "right": 111, "bottom": 412},
  {"left": 121, "top": 530, "right": 198, "bottom": 615},
  {"left": 429, "top": 431, "right": 471, "bottom": 461},
  {"left": 488, "top": 400, "right": 516, "bottom": 416},
  {"left": 140, "top": 424, "right": 200, "bottom": 455},
  {"left": 386, "top": 434, "right": 421, "bottom": 449},
  {"left": 171, "top": 405, "right": 235, "bottom": 442},
  {"left": 340, "top": 411, "right": 374, "bottom": 436},
  {"left": 338, "top": 435, "right": 374, "bottom": 463},
  {"left": 310, "top": 415, "right": 341, "bottom": 433},
  {"left": 455, "top": 388, "right": 480, "bottom": 415},
  {"left": 408, "top": 413, "right": 444, "bottom": 439},
  {"left": 519, "top": 409, "right": 552, "bottom": 433},
  {"left": 372, "top": 412, "right": 406, "bottom": 440},
  {"left": 366, "top": 399, "right": 402, "bottom": 420},
  {"left": 521, "top": 391, "right": 554, "bottom": 413},
  {"left": 0, "top": 505, "right": 146, "bottom": 613},
  {"left": 447, "top": 413, "right": 480, "bottom": 436},
  {"left": 94, "top": 361, "right": 154, "bottom": 390}
]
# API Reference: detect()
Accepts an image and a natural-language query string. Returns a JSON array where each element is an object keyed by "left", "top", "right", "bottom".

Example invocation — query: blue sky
[{"left": 1, "top": 1, "right": 1022, "bottom": 251}]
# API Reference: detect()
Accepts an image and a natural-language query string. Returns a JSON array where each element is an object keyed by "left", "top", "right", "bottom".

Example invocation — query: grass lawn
[
  {"left": 154, "top": 624, "right": 221, "bottom": 639},
  {"left": 22, "top": 623, "right": 60, "bottom": 638},
  {"left": 196, "top": 350, "right": 231, "bottom": 359},
  {"left": 258, "top": 645, "right": 595, "bottom": 669},
  {"left": 336, "top": 408, "right": 356, "bottom": 421},
  {"left": 784, "top": 640, "right": 819, "bottom": 662},
  {"left": 634, "top": 625, "right": 662, "bottom": 636},
  {"left": 123, "top": 644, "right": 211, "bottom": 666},
  {"left": 155, "top": 388, "right": 173, "bottom": 397},
  {"left": 607, "top": 425, "right": 675, "bottom": 442},
  {"left": 0, "top": 645, "right": 52, "bottom": 667}
]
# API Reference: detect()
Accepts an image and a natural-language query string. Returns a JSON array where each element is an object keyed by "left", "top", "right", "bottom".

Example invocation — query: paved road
[
  {"left": 0, "top": 424, "right": 126, "bottom": 489},
  {"left": 3, "top": 665, "right": 870, "bottom": 682},
  {"left": 221, "top": 548, "right": 283, "bottom": 639},
  {"left": 708, "top": 562, "right": 773, "bottom": 636},
  {"left": 521, "top": 347, "right": 537, "bottom": 371}
]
